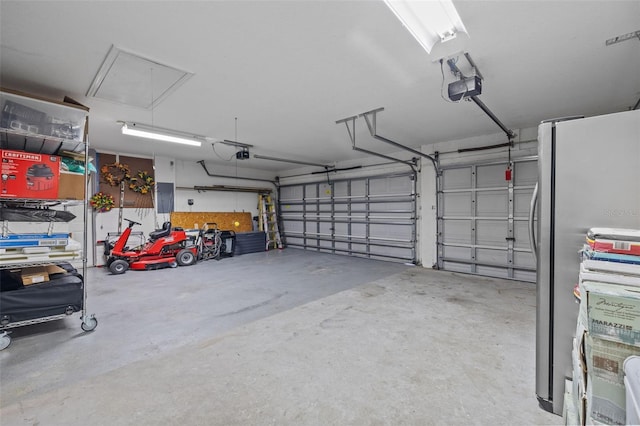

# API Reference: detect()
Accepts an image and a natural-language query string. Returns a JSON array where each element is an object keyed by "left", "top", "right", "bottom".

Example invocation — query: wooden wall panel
[
  {"left": 97, "top": 153, "right": 155, "bottom": 209},
  {"left": 170, "top": 212, "right": 253, "bottom": 232}
]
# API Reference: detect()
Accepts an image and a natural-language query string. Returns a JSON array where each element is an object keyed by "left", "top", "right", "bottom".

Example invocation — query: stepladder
[{"left": 258, "top": 193, "right": 283, "bottom": 250}]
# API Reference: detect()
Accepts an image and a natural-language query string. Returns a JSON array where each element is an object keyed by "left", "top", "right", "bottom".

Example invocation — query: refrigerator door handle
[{"left": 529, "top": 182, "right": 538, "bottom": 263}]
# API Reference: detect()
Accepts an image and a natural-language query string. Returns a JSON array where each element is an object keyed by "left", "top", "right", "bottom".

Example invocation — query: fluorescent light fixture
[
  {"left": 121, "top": 122, "right": 204, "bottom": 147},
  {"left": 383, "top": 0, "right": 468, "bottom": 53}
]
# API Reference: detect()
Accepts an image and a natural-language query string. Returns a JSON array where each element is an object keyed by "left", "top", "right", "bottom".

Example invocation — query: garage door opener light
[{"left": 120, "top": 122, "right": 204, "bottom": 147}]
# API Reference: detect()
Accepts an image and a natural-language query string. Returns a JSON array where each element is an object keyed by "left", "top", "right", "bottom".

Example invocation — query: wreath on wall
[
  {"left": 100, "top": 162, "right": 131, "bottom": 186},
  {"left": 90, "top": 192, "right": 115, "bottom": 212},
  {"left": 128, "top": 170, "right": 155, "bottom": 194}
]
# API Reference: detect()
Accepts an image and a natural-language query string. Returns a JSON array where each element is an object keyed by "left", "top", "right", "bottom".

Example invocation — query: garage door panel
[
  {"left": 351, "top": 203, "right": 367, "bottom": 211},
  {"left": 370, "top": 245, "right": 411, "bottom": 259},
  {"left": 370, "top": 176, "right": 412, "bottom": 195},
  {"left": 439, "top": 159, "right": 537, "bottom": 282},
  {"left": 514, "top": 221, "right": 532, "bottom": 250},
  {"left": 305, "top": 184, "right": 317, "bottom": 198},
  {"left": 373, "top": 201, "right": 413, "bottom": 211},
  {"left": 442, "top": 245, "right": 471, "bottom": 261},
  {"left": 334, "top": 182, "right": 349, "bottom": 197},
  {"left": 319, "top": 240, "right": 333, "bottom": 248},
  {"left": 333, "top": 223, "right": 349, "bottom": 235},
  {"left": 351, "top": 181, "right": 366, "bottom": 196},
  {"left": 476, "top": 248, "right": 507, "bottom": 265},
  {"left": 319, "top": 222, "right": 332, "bottom": 233},
  {"left": 281, "top": 174, "right": 415, "bottom": 263},
  {"left": 476, "top": 220, "right": 507, "bottom": 246},
  {"left": 287, "top": 236, "right": 304, "bottom": 246},
  {"left": 370, "top": 223, "right": 412, "bottom": 240},
  {"left": 283, "top": 220, "right": 303, "bottom": 233},
  {"left": 476, "top": 265, "right": 508, "bottom": 279},
  {"left": 514, "top": 189, "right": 534, "bottom": 216},
  {"left": 514, "top": 161, "right": 537, "bottom": 186},
  {"left": 280, "top": 186, "right": 302, "bottom": 200},
  {"left": 442, "top": 261, "right": 473, "bottom": 273},
  {"left": 334, "top": 242, "right": 349, "bottom": 252},
  {"left": 443, "top": 193, "right": 472, "bottom": 216},
  {"left": 442, "top": 168, "right": 471, "bottom": 190},
  {"left": 442, "top": 220, "right": 472, "bottom": 244},
  {"left": 514, "top": 251, "right": 535, "bottom": 268},
  {"left": 282, "top": 204, "right": 303, "bottom": 213},
  {"left": 477, "top": 164, "right": 507, "bottom": 188},
  {"left": 476, "top": 192, "right": 508, "bottom": 217},
  {"left": 514, "top": 270, "right": 536, "bottom": 282}
]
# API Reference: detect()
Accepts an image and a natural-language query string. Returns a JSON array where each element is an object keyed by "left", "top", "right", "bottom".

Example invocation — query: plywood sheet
[{"left": 170, "top": 212, "right": 253, "bottom": 232}]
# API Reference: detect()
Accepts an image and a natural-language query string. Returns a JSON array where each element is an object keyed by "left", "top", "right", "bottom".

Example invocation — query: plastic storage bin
[{"left": 624, "top": 355, "right": 640, "bottom": 425}]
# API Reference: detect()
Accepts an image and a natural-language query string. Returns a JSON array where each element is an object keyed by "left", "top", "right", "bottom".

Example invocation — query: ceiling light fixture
[
  {"left": 383, "top": 0, "right": 467, "bottom": 54},
  {"left": 120, "top": 122, "right": 204, "bottom": 147}
]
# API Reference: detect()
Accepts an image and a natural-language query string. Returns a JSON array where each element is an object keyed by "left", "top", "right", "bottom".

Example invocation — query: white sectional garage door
[
  {"left": 279, "top": 172, "right": 417, "bottom": 263},
  {"left": 437, "top": 157, "right": 537, "bottom": 282}
]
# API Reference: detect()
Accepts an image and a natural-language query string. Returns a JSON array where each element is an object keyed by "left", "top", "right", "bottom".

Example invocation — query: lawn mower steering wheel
[{"left": 124, "top": 218, "right": 142, "bottom": 227}]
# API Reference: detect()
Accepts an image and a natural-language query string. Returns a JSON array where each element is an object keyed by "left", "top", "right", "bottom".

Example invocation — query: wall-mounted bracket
[
  {"left": 335, "top": 114, "right": 417, "bottom": 169},
  {"left": 359, "top": 108, "right": 438, "bottom": 169}
]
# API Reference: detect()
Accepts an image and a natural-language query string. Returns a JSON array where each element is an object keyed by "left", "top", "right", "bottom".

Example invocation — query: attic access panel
[{"left": 86, "top": 46, "right": 193, "bottom": 109}]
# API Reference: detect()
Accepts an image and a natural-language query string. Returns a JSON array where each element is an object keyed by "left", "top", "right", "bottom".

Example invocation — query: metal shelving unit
[{"left": 0, "top": 88, "right": 97, "bottom": 350}]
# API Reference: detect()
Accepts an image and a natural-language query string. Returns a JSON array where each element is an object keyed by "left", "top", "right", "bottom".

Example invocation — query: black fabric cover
[
  {"left": 235, "top": 231, "right": 266, "bottom": 255},
  {"left": 0, "top": 272, "right": 83, "bottom": 324},
  {"left": 0, "top": 206, "right": 76, "bottom": 222}
]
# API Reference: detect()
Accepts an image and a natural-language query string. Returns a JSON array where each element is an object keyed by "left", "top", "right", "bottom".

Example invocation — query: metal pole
[
  {"left": 197, "top": 160, "right": 277, "bottom": 185},
  {"left": 360, "top": 109, "right": 438, "bottom": 168},
  {"left": 470, "top": 96, "right": 516, "bottom": 140},
  {"left": 336, "top": 116, "right": 416, "bottom": 171}
]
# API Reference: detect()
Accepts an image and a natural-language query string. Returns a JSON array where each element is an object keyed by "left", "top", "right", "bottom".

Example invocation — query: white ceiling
[{"left": 1, "top": 1, "right": 639, "bottom": 171}]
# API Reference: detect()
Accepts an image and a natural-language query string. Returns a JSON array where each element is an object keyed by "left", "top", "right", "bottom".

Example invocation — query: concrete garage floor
[{"left": 1, "top": 249, "right": 559, "bottom": 425}]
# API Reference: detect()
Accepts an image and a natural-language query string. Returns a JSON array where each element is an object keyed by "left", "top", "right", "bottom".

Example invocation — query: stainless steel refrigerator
[{"left": 532, "top": 109, "right": 640, "bottom": 414}]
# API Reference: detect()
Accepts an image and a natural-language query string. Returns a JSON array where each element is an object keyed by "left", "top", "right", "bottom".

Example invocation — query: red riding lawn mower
[{"left": 106, "top": 218, "right": 198, "bottom": 275}]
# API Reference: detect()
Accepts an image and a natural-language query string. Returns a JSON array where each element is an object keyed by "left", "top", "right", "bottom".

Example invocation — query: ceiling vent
[{"left": 86, "top": 45, "right": 193, "bottom": 109}]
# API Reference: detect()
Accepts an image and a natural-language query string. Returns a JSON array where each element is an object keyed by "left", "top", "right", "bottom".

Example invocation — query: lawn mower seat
[{"left": 149, "top": 221, "right": 171, "bottom": 241}]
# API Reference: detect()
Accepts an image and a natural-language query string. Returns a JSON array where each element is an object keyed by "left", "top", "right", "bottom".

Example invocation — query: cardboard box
[
  {"left": 580, "top": 281, "right": 640, "bottom": 346},
  {"left": 1, "top": 149, "right": 60, "bottom": 199},
  {"left": 58, "top": 171, "right": 84, "bottom": 200},
  {"left": 583, "top": 332, "right": 640, "bottom": 425},
  {"left": 572, "top": 345, "right": 588, "bottom": 426},
  {"left": 9, "top": 265, "right": 66, "bottom": 285},
  {"left": 586, "top": 375, "right": 626, "bottom": 425},
  {"left": 586, "top": 334, "right": 640, "bottom": 385}
]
